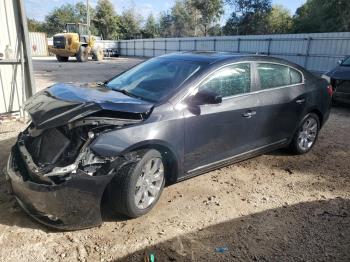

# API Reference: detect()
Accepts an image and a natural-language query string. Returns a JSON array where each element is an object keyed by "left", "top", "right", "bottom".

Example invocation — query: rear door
[{"left": 255, "top": 62, "right": 306, "bottom": 145}]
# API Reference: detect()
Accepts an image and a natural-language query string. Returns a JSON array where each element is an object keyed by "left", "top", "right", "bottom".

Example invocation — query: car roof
[
  {"left": 159, "top": 51, "right": 306, "bottom": 71},
  {"left": 159, "top": 51, "right": 247, "bottom": 63}
]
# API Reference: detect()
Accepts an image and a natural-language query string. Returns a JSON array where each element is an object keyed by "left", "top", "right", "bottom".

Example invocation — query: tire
[
  {"left": 76, "top": 46, "right": 89, "bottom": 62},
  {"left": 289, "top": 113, "right": 320, "bottom": 155},
  {"left": 92, "top": 47, "right": 104, "bottom": 61},
  {"left": 109, "top": 149, "right": 166, "bottom": 218},
  {"left": 56, "top": 55, "right": 69, "bottom": 62}
]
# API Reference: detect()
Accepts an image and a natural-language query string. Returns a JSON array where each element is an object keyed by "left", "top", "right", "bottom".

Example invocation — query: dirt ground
[{"left": 0, "top": 57, "right": 349, "bottom": 262}]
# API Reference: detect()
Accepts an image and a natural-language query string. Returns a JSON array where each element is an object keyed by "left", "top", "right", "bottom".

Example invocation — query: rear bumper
[{"left": 5, "top": 148, "right": 113, "bottom": 230}]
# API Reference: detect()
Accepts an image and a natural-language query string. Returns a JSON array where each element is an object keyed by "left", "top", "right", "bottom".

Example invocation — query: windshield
[
  {"left": 341, "top": 56, "right": 350, "bottom": 66},
  {"left": 106, "top": 58, "right": 202, "bottom": 102}
]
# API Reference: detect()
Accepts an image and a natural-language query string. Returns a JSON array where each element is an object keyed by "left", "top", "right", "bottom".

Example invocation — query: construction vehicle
[{"left": 48, "top": 23, "right": 104, "bottom": 62}]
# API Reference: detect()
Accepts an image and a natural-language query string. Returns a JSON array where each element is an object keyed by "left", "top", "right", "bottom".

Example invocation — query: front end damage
[
  {"left": 6, "top": 120, "right": 137, "bottom": 230},
  {"left": 5, "top": 83, "right": 153, "bottom": 230}
]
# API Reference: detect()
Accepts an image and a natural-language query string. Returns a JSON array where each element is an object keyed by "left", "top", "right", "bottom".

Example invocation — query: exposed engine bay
[{"left": 15, "top": 114, "right": 142, "bottom": 185}]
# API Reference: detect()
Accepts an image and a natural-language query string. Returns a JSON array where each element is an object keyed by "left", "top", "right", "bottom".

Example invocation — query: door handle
[
  {"left": 296, "top": 98, "right": 306, "bottom": 104},
  {"left": 242, "top": 110, "right": 256, "bottom": 118}
]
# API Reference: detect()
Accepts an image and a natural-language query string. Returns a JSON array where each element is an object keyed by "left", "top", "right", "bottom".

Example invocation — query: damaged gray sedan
[{"left": 5, "top": 52, "right": 331, "bottom": 230}]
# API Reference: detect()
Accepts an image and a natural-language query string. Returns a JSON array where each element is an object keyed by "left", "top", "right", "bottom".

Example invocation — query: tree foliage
[
  {"left": 94, "top": 0, "right": 118, "bottom": 39},
  {"left": 192, "top": 0, "right": 224, "bottom": 36},
  {"left": 143, "top": 14, "right": 160, "bottom": 38},
  {"left": 293, "top": 0, "right": 350, "bottom": 33},
  {"left": 266, "top": 5, "right": 292, "bottom": 34},
  {"left": 118, "top": 8, "right": 143, "bottom": 39},
  {"left": 225, "top": 0, "right": 272, "bottom": 35},
  {"left": 171, "top": 0, "right": 196, "bottom": 37},
  {"left": 40, "top": 2, "right": 96, "bottom": 37},
  {"left": 27, "top": 18, "right": 45, "bottom": 32},
  {"left": 27, "top": 0, "right": 350, "bottom": 40}
]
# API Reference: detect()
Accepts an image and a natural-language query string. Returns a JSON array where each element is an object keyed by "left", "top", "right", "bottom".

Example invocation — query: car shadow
[{"left": 116, "top": 198, "right": 350, "bottom": 261}]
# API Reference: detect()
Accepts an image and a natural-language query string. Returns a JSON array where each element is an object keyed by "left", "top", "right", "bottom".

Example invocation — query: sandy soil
[{"left": 0, "top": 57, "right": 349, "bottom": 262}]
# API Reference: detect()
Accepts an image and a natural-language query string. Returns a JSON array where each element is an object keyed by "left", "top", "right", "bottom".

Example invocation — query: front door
[{"left": 183, "top": 63, "right": 260, "bottom": 172}]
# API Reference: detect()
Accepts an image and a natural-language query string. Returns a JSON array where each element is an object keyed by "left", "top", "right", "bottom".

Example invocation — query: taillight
[{"left": 327, "top": 85, "right": 334, "bottom": 97}]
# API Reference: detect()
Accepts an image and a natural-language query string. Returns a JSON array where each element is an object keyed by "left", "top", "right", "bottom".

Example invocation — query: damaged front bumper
[{"left": 5, "top": 147, "right": 114, "bottom": 230}]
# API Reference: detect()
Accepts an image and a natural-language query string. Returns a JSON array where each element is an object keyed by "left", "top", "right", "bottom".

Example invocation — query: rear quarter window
[{"left": 290, "top": 68, "right": 303, "bottom": 84}]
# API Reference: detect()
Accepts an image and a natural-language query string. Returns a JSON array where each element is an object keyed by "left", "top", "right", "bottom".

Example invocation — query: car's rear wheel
[
  {"left": 109, "top": 149, "right": 165, "bottom": 218},
  {"left": 290, "top": 113, "right": 320, "bottom": 154}
]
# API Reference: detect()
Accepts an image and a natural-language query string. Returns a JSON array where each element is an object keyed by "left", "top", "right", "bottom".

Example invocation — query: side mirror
[
  {"left": 338, "top": 59, "right": 344, "bottom": 65},
  {"left": 187, "top": 90, "right": 222, "bottom": 106}
]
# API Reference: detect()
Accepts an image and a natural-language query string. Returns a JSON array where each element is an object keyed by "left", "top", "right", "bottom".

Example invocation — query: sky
[{"left": 25, "top": 0, "right": 307, "bottom": 23}]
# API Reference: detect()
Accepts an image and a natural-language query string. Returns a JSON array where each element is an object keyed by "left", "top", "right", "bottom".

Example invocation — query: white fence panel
[{"left": 113, "top": 32, "right": 350, "bottom": 72}]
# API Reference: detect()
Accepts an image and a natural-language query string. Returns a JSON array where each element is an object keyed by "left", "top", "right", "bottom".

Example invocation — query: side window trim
[{"left": 255, "top": 61, "right": 305, "bottom": 91}]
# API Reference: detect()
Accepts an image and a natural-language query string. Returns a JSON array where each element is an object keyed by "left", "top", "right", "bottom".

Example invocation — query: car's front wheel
[
  {"left": 290, "top": 113, "right": 320, "bottom": 154},
  {"left": 109, "top": 149, "right": 165, "bottom": 218}
]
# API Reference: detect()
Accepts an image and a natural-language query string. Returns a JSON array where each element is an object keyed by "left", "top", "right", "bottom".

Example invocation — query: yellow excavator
[{"left": 48, "top": 23, "right": 104, "bottom": 62}]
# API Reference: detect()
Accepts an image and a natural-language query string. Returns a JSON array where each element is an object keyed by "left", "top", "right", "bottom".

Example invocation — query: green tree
[
  {"left": 267, "top": 5, "right": 292, "bottom": 34},
  {"left": 223, "top": 12, "right": 240, "bottom": 35},
  {"left": 43, "top": 2, "right": 96, "bottom": 36},
  {"left": 159, "top": 12, "right": 173, "bottom": 37},
  {"left": 207, "top": 24, "right": 223, "bottom": 36},
  {"left": 293, "top": 0, "right": 350, "bottom": 33},
  {"left": 192, "top": 0, "right": 224, "bottom": 36},
  {"left": 94, "top": 0, "right": 119, "bottom": 39},
  {"left": 143, "top": 14, "right": 159, "bottom": 38},
  {"left": 171, "top": 0, "right": 196, "bottom": 37},
  {"left": 27, "top": 18, "right": 45, "bottom": 32},
  {"left": 43, "top": 4, "right": 77, "bottom": 36},
  {"left": 225, "top": 0, "right": 272, "bottom": 34},
  {"left": 118, "top": 8, "right": 142, "bottom": 39}
]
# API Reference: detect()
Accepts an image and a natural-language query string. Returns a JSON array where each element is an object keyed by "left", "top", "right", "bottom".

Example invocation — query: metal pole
[
  {"left": 86, "top": 0, "right": 90, "bottom": 35},
  {"left": 237, "top": 38, "right": 241, "bottom": 53},
  {"left": 153, "top": 40, "right": 155, "bottom": 57},
  {"left": 17, "top": 0, "right": 35, "bottom": 97},
  {"left": 267, "top": 38, "right": 272, "bottom": 55},
  {"left": 305, "top": 37, "right": 312, "bottom": 69},
  {"left": 134, "top": 40, "right": 136, "bottom": 56},
  {"left": 213, "top": 38, "right": 217, "bottom": 51}
]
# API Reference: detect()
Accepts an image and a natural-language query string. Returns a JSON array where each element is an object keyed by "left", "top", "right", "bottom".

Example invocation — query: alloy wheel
[
  {"left": 134, "top": 157, "right": 164, "bottom": 209},
  {"left": 297, "top": 117, "right": 318, "bottom": 151}
]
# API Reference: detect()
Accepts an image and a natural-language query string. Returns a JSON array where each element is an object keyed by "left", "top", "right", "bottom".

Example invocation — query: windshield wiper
[{"left": 113, "top": 88, "right": 144, "bottom": 100}]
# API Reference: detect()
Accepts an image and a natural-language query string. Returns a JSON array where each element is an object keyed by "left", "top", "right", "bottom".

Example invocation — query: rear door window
[
  {"left": 257, "top": 63, "right": 290, "bottom": 89},
  {"left": 257, "top": 63, "right": 303, "bottom": 90}
]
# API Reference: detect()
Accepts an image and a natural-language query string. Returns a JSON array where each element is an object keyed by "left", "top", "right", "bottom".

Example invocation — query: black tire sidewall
[
  {"left": 112, "top": 149, "right": 165, "bottom": 218},
  {"left": 56, "top": 55, "right": 68, "bottom": 62},
  {"left": 291, "top": 113, "right": 320, "bottom": 154}
]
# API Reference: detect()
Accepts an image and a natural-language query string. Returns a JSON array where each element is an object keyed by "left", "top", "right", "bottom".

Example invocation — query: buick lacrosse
[{"left": 6, "top": 52, "right": 332, "bottom": 229}]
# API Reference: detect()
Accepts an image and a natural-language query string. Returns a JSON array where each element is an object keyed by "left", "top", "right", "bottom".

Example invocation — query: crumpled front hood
[
  {"left": 325, "top": 65, "right": 350, "bottom": 81},
  {"left": 25, "top": 83, "right": 154, "bottom": 129}
]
